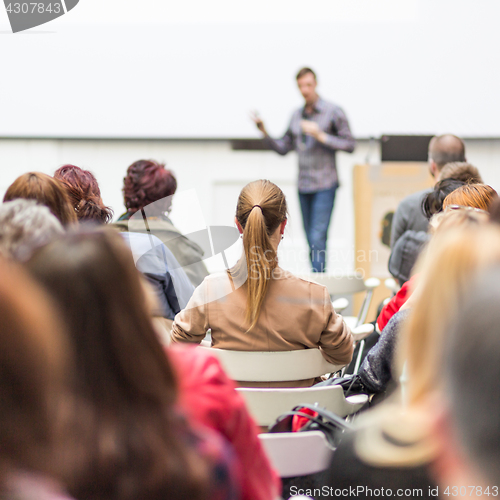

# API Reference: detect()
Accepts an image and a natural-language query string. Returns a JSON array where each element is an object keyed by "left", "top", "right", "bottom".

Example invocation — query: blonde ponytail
[{"left": 230, "top": 180, "right": 287, "bottom": 331}]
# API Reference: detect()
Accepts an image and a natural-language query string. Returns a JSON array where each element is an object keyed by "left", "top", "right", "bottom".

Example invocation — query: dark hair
[
  {"left": 428, "top": 135, "right": 466, "bottom": 169},
  {"left": 4, "top": 172, "right": 77, "bottom": 227},
  {"left": 296, "top": 67, "right": 316, "bottom": 80},
  {"left": 0, "top": 260, "right": 69, "bottom": 483},
  {"left": 231, "top": 180, "right": 287, "bottom": 331},
  {"left": 54, "top": 165, "right": 113, "bottom": 224},
  {"left": 123, "top": 160, "right": 177, "bottom": 214},
  {"left": 26, "top": 229, "right": 207, "bottom": 500},
  {"left": 422, "top": 178, "right": 466, "bottom": 219}
]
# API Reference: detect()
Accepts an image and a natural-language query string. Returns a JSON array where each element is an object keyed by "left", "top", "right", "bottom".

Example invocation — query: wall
[{"left": 1, "top": 138, "right": 499, "bottom": 274}]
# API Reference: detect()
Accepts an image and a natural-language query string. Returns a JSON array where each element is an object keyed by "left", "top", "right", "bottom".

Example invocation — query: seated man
[{"left": 390, "top": 134, "right": 466, "bottom": 249}]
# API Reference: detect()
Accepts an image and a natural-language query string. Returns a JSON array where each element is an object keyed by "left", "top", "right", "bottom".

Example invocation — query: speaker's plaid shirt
[{"left": 264, "top": 97, "right": 355, "bottom": 193}]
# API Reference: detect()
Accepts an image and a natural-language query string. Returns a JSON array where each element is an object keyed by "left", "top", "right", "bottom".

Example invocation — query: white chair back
[
  {"left": 238, "top": 386, "right": 368, "bottom": 427},
  {"left": 198, "top": 347, "right": 344, "bottom": 382},
  {"left": 259, "top": 431, "right": 334, "bottom": 478}
]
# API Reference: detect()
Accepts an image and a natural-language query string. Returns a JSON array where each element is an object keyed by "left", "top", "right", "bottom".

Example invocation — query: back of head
[
  {"left": 54, "top": 165, "right": 113, "bottom": 224},
  {"left": 26, "top": 229, "right": 206, "bottom": 500},
  {"left": 0, "top": 259, "right": 68, "bottom": 483},
  {"left": 0, "top": 199, "right": 63, "bottom": 261},
  {"left": 428, "top": 134, "right": 466, "bottom": 170},
  {"left": 445, "top": 266, "right": 500, "bottom": 485},
  {"left": 437, "top": 161, "right": 483, "bottom": 184},
  {"left": 398, "top": 221, "right": 500, "bottom": 405},
  {"left": 233, "top": 179, "right": 287, "bottom": 331},
  {"left": 422, "top": 178, "right": 465, "bottom": 219},
  {"left": 442, "top": 183, "right": 498, "bottom": 212},
  {"left": 27, "top": 229, "right": 177, "bottom": 410},
  {"left": 123, "top": 160, "right": 177, "bottom": 215},
  {"left": 3, "top": 172, "right": 77, "bottom": 227}
]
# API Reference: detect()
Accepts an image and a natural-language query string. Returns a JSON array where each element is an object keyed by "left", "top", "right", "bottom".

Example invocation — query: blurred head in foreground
[
  {"left": 0, "top": 259, "right": 70, "bottom": 491},
  {"left": 432, "top": 266, "right": 500, "bottom": 490},
  {"left": 26, "top": 229, "right": 209, "bottom": 500}
]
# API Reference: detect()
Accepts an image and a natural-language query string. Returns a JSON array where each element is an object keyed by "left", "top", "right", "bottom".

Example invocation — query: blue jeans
[{"left": 299, "top": 184, "right": 338, "bottom": 273}]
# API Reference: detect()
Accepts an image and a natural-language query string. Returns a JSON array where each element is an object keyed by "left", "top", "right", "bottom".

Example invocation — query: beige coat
[{"left": 171, "top": 268, "right": 354, "bottom": 387}]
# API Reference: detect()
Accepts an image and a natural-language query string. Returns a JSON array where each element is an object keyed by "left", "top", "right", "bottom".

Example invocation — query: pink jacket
[{"left": 168, "top": 345, "right": 281, "bottom": 500}]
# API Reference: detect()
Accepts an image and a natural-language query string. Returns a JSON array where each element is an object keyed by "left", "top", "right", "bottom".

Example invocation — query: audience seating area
[{"left": 2, "top": 145, "right": 500, "bottom": 500}]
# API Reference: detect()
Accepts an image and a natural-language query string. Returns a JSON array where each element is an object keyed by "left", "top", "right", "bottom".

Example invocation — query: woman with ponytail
[{"left": 171, "top": 179, "right": 353, "bottom": 387}]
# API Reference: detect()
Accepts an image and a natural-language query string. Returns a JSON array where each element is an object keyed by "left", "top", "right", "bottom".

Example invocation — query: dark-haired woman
[
  {"left": 171, "top": 179, "right": 353, "bottom": 387},
  {"left": 54, "top": 165, "right": 113, "bottom": 224},
  {"left": 117, "top": 159, "right": 209, "bottom": 287},
  {"left": 27, "top": 229, "right": 241, "bottom": 500}
]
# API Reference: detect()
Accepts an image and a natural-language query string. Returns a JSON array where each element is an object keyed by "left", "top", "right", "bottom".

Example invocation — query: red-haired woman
[
  {"left": 54, "top": 165, "right": 113, "bottom": 224},
  {"left": 117, "top": 160, "right": 209, "bottom": 286}
]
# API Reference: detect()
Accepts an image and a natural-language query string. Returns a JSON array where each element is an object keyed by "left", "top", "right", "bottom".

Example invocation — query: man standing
[
  {"left": 251, "top": 67, "right": 355, "bottom": 272},
  {"left": 390, "top": 134, "right": 466, "bottom": 249}
]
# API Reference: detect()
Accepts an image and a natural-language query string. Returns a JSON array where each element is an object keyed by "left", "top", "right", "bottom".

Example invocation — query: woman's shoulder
[{"left": 273, "top": 269, "right": 329, "bottom": 295}]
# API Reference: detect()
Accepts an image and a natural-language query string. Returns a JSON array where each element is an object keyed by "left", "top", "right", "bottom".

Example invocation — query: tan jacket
[{"left": 171, "top": 268, "right": 354, "bottom": 387}]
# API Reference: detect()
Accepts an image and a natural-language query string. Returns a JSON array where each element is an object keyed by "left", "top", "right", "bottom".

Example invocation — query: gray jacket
[
  {"left": 390, "top": 188, "right": 432, "bottom": 248},
  {"left": 358, "top": 310, "right": 410, "bottom": 393}
]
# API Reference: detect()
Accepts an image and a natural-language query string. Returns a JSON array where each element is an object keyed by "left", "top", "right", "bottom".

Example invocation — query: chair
[
  {"left": 198, "top": 346, "right": 345, "bottom": 382},
  {"left": 384, "top": 277, "right": 400, "bottom": 295},
  {"left": 259, "top": 431, "right": 334, "bottom": 478},
  {"left": 297, "top": 273, "right": 381, "bottom": 330},
  {"left": 239, "top": 386, "right": 367, "bottom": 427},
  {"left": 198, "top": 347, "right": 368, "bottom": 426}
]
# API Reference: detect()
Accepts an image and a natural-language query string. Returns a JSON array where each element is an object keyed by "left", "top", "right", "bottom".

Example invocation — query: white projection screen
[{"left": 1, "top": 0, "right": 499, "bottom": 139}]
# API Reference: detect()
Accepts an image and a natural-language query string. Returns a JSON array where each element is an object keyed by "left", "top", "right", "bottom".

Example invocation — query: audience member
[
  {"left": 0, "top": 199, "right": 63, "bottom": 261},
  {"left": 117, "top": 159, "right": 209, "bottom": 286},
  {"left": 390, "top": 134, "right": 466, "bottom": 249},
  {"left": 326, "top": 220, "right": 500, "bottom": 496},
  {"left": 442, "top": 183, "right": 497, "bottom": 211},
  {"left": 171, "top": 179, "right": 353, "bottom": 387},
  {"left": 4, "top": 172, "right": 77, "bottom": 227},
  {"left": 437, "top": 161, "right": 483, "bottom": 184},
  {"left": 380, "top": 178, "right": 467, "bottom": 328},
  {"left": 0, "top": 260, "right": 74, "bottom": 500},
  {"left": 54, "top": 164, "right": 113, "bottom": 223},
  {"left": 431, "top": 267, "right": 500, "bottom": 493},
  {"left": 122, "top": 231, "right": 194, "bottom": 336},
  {"left": 421, "top": 178, "right": 466, "bottom": 219},
  {"left": 26, "top": 229, "right": 258, "bottom": 500}
]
